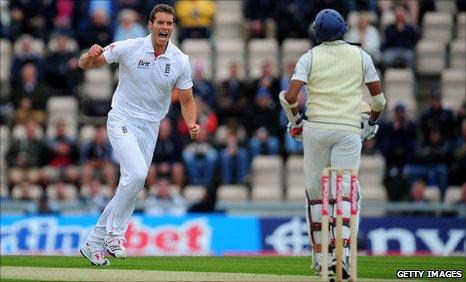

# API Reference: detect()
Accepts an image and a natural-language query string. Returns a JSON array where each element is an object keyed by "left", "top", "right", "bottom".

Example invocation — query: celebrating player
[
  {"left": 78, "top": 4, "right": 200, "bottom": 266},
  {"left": 279, "top": 9, "right": 385, "bottom": 278}
]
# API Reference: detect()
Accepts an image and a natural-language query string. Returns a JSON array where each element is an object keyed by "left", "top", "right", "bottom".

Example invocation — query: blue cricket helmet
[{"left": 312, "top": 9, "right": 348, "bottom": 43}]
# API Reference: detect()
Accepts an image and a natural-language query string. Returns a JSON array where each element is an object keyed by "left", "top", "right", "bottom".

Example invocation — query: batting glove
[
  {"left": 361, "top": 113, "right": 379, "bottom": 142},
  {"left": 287, "top": 114, "right": 306, "bottom": 142}
]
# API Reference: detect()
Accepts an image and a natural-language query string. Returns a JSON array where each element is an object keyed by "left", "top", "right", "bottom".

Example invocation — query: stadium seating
[
  {"left": 383, "top": 68, "right": 416, "bottom": 117},
  {"left": 285, "top": 155, "right": 305, "bottom": 201},
  {"left": 250, "top": 155, "right": 283, "bottom": 201},
  {"left": 214, "top": 39, "right": 246, "bottom": 82},
  {"left": 281, "top": 39, "right": 311, "bottom": 71},
  {"left": 247, "top": 39, "right": 279, "bottom": 78},
  {"left": 435, "top": 0, "right": 458, "bottom": 13},
  {"left": 46, "top": 183, "right": 78, "bottom": 200},
  {"left": 11, "top": 183, "right": 42, "bottom": 200},
  {"left": 424, "top": 186, "right": 441, "bottom": 203},
  {"left": 449, "top": 39, "right": 466, "bottom": 70},
  {"left": 80, "top": 184, "right": 113, "bottom": 198},
  {"left": 457, "top": 12, "right": 466, "bottom": 39},
  {"left": 0, "top": 39, "right": 12, "bottom": 84},
  {"left": 79, "top": 124, "right": 97, "bottom": 144},
  {"left": 441, "top": 69, "right": 466, "bottom": 110},
  {"left": 214, "top": 0, "right": 242, "bottom": 40},
  {"left": 444, "top": 186, "right": 461, "bottom": 204},
  {"left": 81, "top": 66, "right": 113, "bottom": 100},
  {"left": 12, "top": 124, "right": 44, "bottom": 140},
  {"left": 181, "top": 39, "right": 213, "bottom": 79},
  {"left": 217, "top": 184, "right": 249, "bottom": 201},
  {"left": 0, "top": 126, "right": 9, "bottom": 192},
  {"left": 182, "top": 185, "right": 206, "bottom": 202},
  {"left": 422, "top": 12, "right": 453, "bottom": 43},
  {"left": 415, "top": 39, "right": 446, "bottom": 75},
  {"left": 46, "top": 96, "right": 79, "bottom": 138}
]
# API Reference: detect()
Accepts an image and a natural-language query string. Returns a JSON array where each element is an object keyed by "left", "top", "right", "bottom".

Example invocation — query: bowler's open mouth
[{"left": 159, "top": 32, "right": 168, "bottom": 39}]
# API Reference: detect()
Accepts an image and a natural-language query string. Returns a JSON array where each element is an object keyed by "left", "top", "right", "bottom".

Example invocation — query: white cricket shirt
[
  {"left": 291, "top": 40, "right": 379, "bottom": 133},
  {"left": 104, "top": 35, "right": 193, "bottom": 122}
]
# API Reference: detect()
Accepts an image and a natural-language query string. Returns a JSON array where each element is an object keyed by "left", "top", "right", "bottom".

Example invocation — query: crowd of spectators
[{"left": 0, "top": 0, "right": 465, "bottom": 215}]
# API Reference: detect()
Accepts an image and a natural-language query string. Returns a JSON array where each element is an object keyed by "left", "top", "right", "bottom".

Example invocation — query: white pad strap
[
  {"left": 279, "top": 90, "right": 299, "bottom": 126},
  {"left": 370, "top": 93, "right": 386, "bottom": 112}
]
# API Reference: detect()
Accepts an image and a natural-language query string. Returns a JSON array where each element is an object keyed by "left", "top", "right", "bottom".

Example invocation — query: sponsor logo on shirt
[
  {"left": 137, "top": 59, "right": 150, "bottom": 69},
  {"left": 164, "top": 64, "right": 171, "bottom": 77}
]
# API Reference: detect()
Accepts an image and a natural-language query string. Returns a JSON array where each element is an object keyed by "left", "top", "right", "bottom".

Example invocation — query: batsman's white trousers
[
  {"left": 86, "top": 110, "right": 160, "bottom": 248},
  {"left": 303, "top": 122, "right": 362, "bottom": 245}
]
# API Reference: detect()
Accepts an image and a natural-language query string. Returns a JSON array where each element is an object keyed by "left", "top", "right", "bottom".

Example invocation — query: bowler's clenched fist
[
  {"left": 87, "top": 44, "right": 104, "bottom": 59},
  {"left": 187, "top": 123, "right": 200, "bottom": 140}
]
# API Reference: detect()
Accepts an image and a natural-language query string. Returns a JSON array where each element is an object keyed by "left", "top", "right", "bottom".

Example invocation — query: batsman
[{"left": 279, "top": 9, "right": 385, "bottom": 278}]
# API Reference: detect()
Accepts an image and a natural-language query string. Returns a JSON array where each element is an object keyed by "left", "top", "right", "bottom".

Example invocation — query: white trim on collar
[{"left": 143, "top": 35, "right": 174, "bottom": 59}]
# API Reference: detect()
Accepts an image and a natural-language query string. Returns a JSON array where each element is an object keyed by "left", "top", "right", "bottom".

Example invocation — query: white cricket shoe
[
  {"left": 312, "top": 251, "right": 334, "bottom": 276},
  {"left": 104, "top": 233, "right": 126, "bottom": 258},
  {"left": 80, "top": 243, "right": 110, "bottom": 266}
]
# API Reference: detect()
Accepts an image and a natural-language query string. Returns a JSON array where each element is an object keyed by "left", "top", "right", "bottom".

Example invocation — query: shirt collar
[
  {"left": 322, "top": 40, "right": 346, "bottom": 46},
  {"left": 144, "top": 34, "right": 174, "bottom": 59}
]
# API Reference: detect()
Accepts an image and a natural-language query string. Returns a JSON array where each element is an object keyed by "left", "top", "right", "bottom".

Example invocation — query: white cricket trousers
[
  {"left": 302, "top": 123, "right": 362, "bottom": 246},
  {"left": 86, "top": 111, "right": 160, "bottom": 248}
]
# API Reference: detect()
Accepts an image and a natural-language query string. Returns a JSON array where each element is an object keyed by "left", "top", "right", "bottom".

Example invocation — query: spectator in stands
[
  {"left": 45, "top": 32, "right": 83, "bottom": 95},
  {"left": 82, "top": 180, "right": 110, "bottom": 213},
  {"left": 9, "top": 0, "right": 52, "bottom": 41},
  {"left": 217, "top": 122, "right": 249, "bottom": 184},
  {"left": 14, "top": 180, "right": 40, "bottom": 201},
  {"left": 80, "top": 126, "right": 117, "bottom": 189},
  {"left": 77, "top": 9, "right": 113, "bottom": 49},
  {"left": 10, "top": 34, "right": 45, "bottom": 85},
  {"left": 420, "top": 90, "right": 455, "bottom": 141},
  {"left": 144, "top": 177, "right": 186, "bottom": 215},
  {"left": 113, "top": 8, "right": 146, "bottom": 41},
  {"left": 246, "top": 87, "right": 280, "bottom": 158},
  {"left": 192, "top": 62, "right": 216, "bottom": 109},
  {"left": 378, "top": 103, "right": 417, "bottom": 201},
  {"left": 12, "top": 63, "right": 49, "bottom": 114},
  {"left": 13, "top": 96, "right": 46, "bottom": 126},
  {"left": 449, "top": 120, "right": 466, "bottom": 186},
  {"left": 147, "top": 118, "right": 185, "bottom": 188},
  {"left": 182, "top": 125, "right": 218, "bottom": 187},
  {"left": 43, "top": 119, "right": 80, "bottom": 186},
  {"left": 348, "top": 0, "right": 377, "bottom": 12},
  {"left": 175, "top": 0, "right": 216, "bottom": 43},
  {"left": 382, "top": 5, "right": 419, "bottom": 68},
  {"left": 345, "top": 12, "right": 381, "bottom": 64},
  {"left": 404, "top": 127, "right": 451, "bottom": 200},
  {"left": 6, "top": 119, "right": 46, "bottom": 187},
  {"left": 408, "top": 179, "right": 428, "bottom": 203},
  {"left": 249, "top": 61, "right": 280, "bottom": 108},
  {"left": 217, "top": 63, "right": 248, "bottom": 125},
  {"left": 273, "top": 0, "right": 312, "bottom": 44},
  {"left": 243, "top": 0, "right": 276, "bottom": 40}
]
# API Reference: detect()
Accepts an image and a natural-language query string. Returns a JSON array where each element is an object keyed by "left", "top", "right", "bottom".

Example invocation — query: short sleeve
[
  {"left": 175, "top": 59, "right": 193, "bottom": 90},
  {"left": 361, "top": 50, "right": 379, "bottom": 83},
  {"left": 103, "top": 41, "right": 128, "bottom": 64},
  {"left": 291, "top": 51, "right": 312, "bottom": 83}
]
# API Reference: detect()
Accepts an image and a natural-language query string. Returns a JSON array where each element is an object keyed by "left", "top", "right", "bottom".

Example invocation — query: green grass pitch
[{"left": 1, "top": 255, "right": 465, "bottom": 281}]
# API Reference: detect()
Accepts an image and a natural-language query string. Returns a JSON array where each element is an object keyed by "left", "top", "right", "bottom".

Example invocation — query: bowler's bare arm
[
  {"left": 78, "top": 44, "right": 107, "bottom": 70},
  {"left": 178, "top": 87, "right": 200, "bottom": 140}
]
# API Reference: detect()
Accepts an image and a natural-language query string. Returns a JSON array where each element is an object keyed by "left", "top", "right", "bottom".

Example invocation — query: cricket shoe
[
  {"left": 80, "top": 243, "right": 110, "bottom": 266},
  {"left": 104, "top": 233, "right": 127, "bottom": 258},
  {"left": 330, "top": 247, "right": 350, "bottom": 279},
  {"left": 312, "top": 251, "right": 334, "bottom": 276}
]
